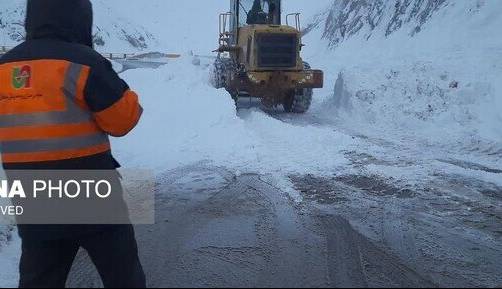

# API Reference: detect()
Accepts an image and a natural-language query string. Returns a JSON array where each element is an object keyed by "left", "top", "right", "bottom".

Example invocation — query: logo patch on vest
[{"left": 12, "top": 65, "right": 32, "bottom": 89}]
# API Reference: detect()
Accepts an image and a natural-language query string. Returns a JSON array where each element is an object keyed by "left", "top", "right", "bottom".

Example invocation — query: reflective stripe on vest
[{"left": 0, "top": 60, "right": 110, "bottom": 163}]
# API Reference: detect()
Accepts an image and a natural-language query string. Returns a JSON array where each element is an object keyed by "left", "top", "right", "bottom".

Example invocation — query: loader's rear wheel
[{"left": 283, "top": 88, "right": 313, "bottom": 113}]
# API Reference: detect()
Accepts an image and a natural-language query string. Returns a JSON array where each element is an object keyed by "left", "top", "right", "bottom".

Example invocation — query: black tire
[
  {"left": 283, "top": 61, "right": 313, "bottom": 113},
  {"left": 211, "top": 56, "right": 233, "bottom": 89},
  {"left": 283, "top": 88, "right": 313, "bottom": 113}
]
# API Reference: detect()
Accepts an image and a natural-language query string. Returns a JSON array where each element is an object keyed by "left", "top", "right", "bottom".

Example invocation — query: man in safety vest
[{"left": 0, "top": 0, "right": 145, "bottom": 287}]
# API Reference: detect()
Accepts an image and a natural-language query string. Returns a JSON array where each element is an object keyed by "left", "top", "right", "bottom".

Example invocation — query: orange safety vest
[{"left": 0, "top": 60, "right": 111, "bottom": 163}]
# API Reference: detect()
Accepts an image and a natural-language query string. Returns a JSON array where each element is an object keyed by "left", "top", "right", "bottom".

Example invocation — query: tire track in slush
[{"left": 67, "top": 166, "right": 433, "bottom": 288}]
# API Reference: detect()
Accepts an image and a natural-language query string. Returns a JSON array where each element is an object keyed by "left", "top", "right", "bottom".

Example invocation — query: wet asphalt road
[{"left": 67, "top": 165, "right": 433, "bottom": 288}]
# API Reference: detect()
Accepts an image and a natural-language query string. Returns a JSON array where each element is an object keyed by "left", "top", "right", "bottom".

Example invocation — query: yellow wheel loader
[{"left": 213, "top": 0, "right": 324, "bottom": 113}]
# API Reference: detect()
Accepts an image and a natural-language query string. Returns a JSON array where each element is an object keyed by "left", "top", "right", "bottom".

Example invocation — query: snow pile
[
  {"left": 299, "top": 0, "right": 502, "bottom": 155},
  {"left": 112, "top": 57, "right": 356, "bottom": 176},
  {"left": 325, "top": 59, "right": 501, "bottom": 149}
]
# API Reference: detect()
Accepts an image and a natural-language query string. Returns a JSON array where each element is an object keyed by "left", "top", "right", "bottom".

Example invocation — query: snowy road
[
  {"left": 270, "top": 109, "right": 502, "bottom": 288},
  {"left": 66, "top": 91, "right": 501, "bottom": 288},
  {"left": 1, "top": 105, "right": 500, "bottom": 287},
  {"left": 0, "top": 54, "right": 499, "bottom": 288},
  {"left": 67, "top": 165, "right": 433, "bottom": 288}
]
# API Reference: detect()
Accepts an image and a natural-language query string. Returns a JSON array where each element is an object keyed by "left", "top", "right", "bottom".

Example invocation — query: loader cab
[
  {"left": 237, "top": 0, "right": 281, "bottom": 26},
  {"left": 230, "top": 0, "right": 281, "bottom": 39}
]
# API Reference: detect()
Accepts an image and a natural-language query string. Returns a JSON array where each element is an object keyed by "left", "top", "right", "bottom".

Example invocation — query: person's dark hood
[{"left": 25, "top": 0, "right": 94, "bottom": 47}]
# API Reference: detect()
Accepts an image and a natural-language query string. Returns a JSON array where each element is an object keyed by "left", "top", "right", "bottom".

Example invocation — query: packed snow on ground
[{"left": 112, "top": 57, "right": 358, "bottom": 178}]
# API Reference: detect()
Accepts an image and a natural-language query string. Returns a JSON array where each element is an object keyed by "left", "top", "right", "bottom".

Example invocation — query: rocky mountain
[
  {"left": 305, "top": 0, "right": 456, "bottom": 48},
  {"left": 0, "top": 0, "right": 158, "bottom": 51}
]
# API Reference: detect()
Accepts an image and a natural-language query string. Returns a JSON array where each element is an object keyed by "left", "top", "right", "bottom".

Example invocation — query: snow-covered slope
[
  {"left": 0, "top": 0, "right": 158, "bottom": 51},
  {"left": 90, "top": 0, "right": 159, "bottom": 51},
  {"left": 309, "top": 0, "right": 449, "bottom": 47},
  {"left": 104, "top": 0, "right": 228, "bottom": 54},
  {"left": 0, "top": 0, "right": 230, "bottom": 54},
  {"left": 301, "top": 0, "right": 500, "bottom": 49},
  {"left": 298, "top": 0, "right": 502, "bottom": 157}
]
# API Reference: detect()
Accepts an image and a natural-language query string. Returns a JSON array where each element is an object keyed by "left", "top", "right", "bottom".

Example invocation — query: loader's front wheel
[
  {"left": 211, "top": 57, "right": 233, "bottom": 89},
  {"left": 283, "top": 88, "right": 313, "bottom": 113}
]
